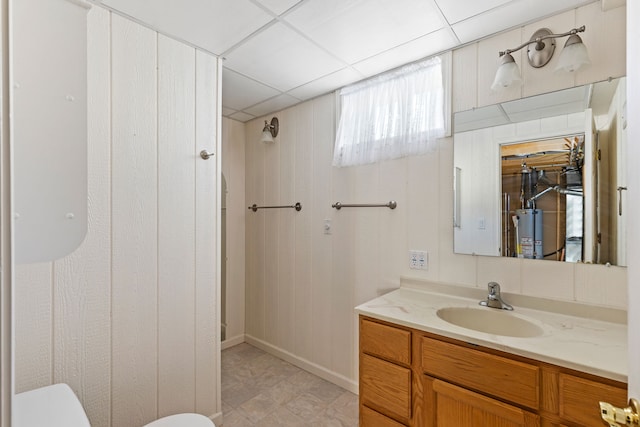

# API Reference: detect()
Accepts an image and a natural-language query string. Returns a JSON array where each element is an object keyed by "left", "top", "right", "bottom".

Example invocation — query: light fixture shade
[
  {"left": 491, "top": 54, "right": 522, "bottom": 91},
  {"left": 260, "top": 129, "right": 274, "bottom": 143},
  {"left": 260, "top": 117, "right": 279, "bottom": 143},
  {"left": 555, "top": 35, "right": 590, "bottom": 72}
]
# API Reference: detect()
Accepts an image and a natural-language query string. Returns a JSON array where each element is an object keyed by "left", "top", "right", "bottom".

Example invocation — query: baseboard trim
[
  {"left": 221, "top": 334, "right": 245, "bottom": 350},
  {"left": 244, "top": 335, "right": 358, "bottom": 395},
  {"left": 210, "top": 411, "right": 223, "bottom": 426}
]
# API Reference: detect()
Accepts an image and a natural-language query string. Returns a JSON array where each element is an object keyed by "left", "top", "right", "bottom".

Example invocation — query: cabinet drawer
[
  {"left": 559, "top": 374, "right": 627, "bottom": 426},
  {"left": 361, "top": 318, "right": 411, "bottom": 365},
  {"left": 361, "top": 353, "right": 412, "bottom": 420},
  {"left": 422, "top": 336, "right": 539, "bottom": 409},
  {"left": 361, "top": 406, "right": 407, "bottom": 427}
]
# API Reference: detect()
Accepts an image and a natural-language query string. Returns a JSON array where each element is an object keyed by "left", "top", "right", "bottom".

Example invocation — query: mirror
[
  {"left": 13, "top": 0, "right": 89, "bottom": 263},
  {"left": 453, "top": 78, "right": 627, "bottom": 266}
]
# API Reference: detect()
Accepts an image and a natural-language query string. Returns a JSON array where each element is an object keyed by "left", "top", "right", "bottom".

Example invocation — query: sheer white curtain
[{"left": 333, "top": 55, "right": 448, "bottom": 167}]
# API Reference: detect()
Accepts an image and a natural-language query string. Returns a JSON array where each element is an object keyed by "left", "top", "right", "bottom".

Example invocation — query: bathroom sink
[{"left": 436, "top": 307, "right": 544, "bottom": 338}]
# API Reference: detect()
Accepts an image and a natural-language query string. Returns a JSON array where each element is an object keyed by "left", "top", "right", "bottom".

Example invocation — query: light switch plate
[{"left": 324, "top": 219, "right": 331, "bottom": 234}]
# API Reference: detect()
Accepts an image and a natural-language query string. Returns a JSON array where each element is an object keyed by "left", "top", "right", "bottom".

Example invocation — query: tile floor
[{"left": 221, "top": 343, "right": 359, "bottom": 426}]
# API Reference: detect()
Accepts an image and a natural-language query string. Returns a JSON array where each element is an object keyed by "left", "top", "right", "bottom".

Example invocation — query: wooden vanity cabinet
[
  {"left": 359, "top": 318, "right": 413, "bottom": 425},
  {"left": 359, "top": 315, "right": 627, "bottom": 427}
]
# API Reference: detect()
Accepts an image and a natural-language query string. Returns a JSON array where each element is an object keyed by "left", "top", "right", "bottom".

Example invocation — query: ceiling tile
[
  {"left": 222, "top": 68, "right": 281, "bottom": 111},
  {"left": 229, "top": 111, "right": 257, "bottom": 122},
  {"left": 452, "top": 0, "right": 596, "bottom": 44},
  {"left": 244, "top": 94, "right": 301, "bottom": 117},
  {"left": 222, "top": 107, "right": 237, "bottom": 116},
  {"left": 352, "top": 28, "right": 459, "bottom": 77},
  {"left": 287, "top": 67, "right": 364, "bottom": 100},
  {"left": 285, "top": 0, "right": 446, "bottom": 64},
  {"left": 224, "top": 23, "right": 346, "bottom": 91},
  {"left": 435, "top": 0, "right": 512, "bottom": 25},
  {"left": 101, "top": 0, "right": 273, "bottom": 54},
  {"left": 254, "top": 0, "right": 304, "bottom": 15}
]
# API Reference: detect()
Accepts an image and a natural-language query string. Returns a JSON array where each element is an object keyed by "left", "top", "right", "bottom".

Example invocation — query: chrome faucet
[{"left": 479, "top": 282, "right": 513, "bottom": 311}]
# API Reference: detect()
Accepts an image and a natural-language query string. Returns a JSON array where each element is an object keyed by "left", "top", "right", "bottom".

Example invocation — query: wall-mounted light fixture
[
  {"left": 260, "top": 117, "right": 279, "bottom": 143},
  {"left": 492, "top": 26, "right": 590, "bottom": 91}
]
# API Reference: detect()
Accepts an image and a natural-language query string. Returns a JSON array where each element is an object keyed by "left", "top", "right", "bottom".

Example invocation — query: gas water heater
[{"left": 516, "top": 208, "right": 543, "bottom": 259}]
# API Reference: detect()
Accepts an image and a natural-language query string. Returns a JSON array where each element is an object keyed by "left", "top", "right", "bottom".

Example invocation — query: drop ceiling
[{"left": 97, "top": 0, "right": 600, "bottom": 122}]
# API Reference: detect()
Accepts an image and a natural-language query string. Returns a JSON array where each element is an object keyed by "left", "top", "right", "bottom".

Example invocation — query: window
[{"left": 333, "top": 54, "right": 450, "bottom": 167}]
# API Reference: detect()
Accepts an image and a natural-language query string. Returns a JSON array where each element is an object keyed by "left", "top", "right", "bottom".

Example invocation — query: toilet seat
[
  {"left": 144, "top": 413, "right": 214, "bottom": 427},
  {"left": 14, "top": 384, "right": 91, "bottom": 427},
  {"left": 15, "top": 384, "right": 216, "bottom": 427}
]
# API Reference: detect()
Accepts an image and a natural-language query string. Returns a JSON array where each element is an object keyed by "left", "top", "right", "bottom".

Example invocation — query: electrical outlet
[
  {"left": 417, "top": 251, "right": 428, "bottom": 270},
  {"left": 409, "top": 250, "right": 428, "bottom": 270},
  {"left": 409, "top": 251, "right": 419, "bottom": 269}
]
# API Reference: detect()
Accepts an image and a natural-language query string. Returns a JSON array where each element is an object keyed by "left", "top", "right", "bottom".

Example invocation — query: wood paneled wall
[
  {"left": 242, "top": 3, "right": 627, "bottom": 391},
  {"left": 14, "top": 8, "right": 221, "bottom": 427}
]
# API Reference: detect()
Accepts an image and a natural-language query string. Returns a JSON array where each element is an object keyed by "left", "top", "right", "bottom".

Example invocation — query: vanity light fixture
[
  {"left": 491, "top": 26, "right": 590, "bottom": 91},
  {"left": 260, "top": 117, "right": 279, "bottom": 143}
]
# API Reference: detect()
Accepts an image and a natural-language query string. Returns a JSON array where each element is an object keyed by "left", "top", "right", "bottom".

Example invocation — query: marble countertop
[{"left": 354, "top": 283, "right": 628, "bottom": 382}]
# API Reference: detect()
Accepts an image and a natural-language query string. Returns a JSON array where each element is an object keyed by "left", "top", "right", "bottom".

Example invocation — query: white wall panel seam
[
  {"left": 49, "top": 262, "right": 54, "bottom": 385},
  {"left": 108, "top": 10, "right": 115, "bottom": 425},
  {"left": 154, "top": 30, "right": 160, "bottom": 421},
  {"left": 107, "top": 9, "right": 113, "bottom": 425},
  {"left": 192, "top": 49, "right": 198, "bottom": 413},
  {"left": 215, "top": 56, "right": 224, "bottom": 416}
]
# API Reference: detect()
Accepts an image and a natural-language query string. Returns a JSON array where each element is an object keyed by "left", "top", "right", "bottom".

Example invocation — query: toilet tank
[{"left": 14, "top": 383, "right": 91, "bottom": 427}]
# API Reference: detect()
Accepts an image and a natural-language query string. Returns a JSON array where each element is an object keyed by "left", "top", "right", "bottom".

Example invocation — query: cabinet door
[
  {"left": 424, "top": 376, "right": 540, "bottom": 427},
  {"left": 558, "top": 374, "right": 627, "bottom": 426}
]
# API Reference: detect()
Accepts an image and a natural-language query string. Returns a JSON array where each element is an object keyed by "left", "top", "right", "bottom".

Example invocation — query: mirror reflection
[{"left": 453, "top": 77, "right": 627, "bottom": 266}]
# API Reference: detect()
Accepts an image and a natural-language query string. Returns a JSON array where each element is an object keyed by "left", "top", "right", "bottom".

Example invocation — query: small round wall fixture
[
  {"left": 267, "top": 117, "right": 278, "bottom": 137},
  {"left": 527, "top": 28, "right": 556, "bottom": 68}
]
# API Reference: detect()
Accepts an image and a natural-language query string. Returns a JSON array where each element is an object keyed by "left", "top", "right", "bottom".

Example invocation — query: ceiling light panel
[
  {"left": 285, "top": 0, "right": 445, "bottom": 64},
  {"left": 101, "top": 0, "right": 273, "bottom": 54},
  {"left": 223, "top": 23, "right": 345, "bottom": 91}
]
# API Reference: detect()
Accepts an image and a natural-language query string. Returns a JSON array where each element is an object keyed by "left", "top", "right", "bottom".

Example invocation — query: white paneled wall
[
  {"left": 14, "top": 8, "right": 221, "bottom": 427},
  {"left": 221, "top": 117, "right": 246, "bottom": 347},
  {"left": 242, "top": 3, "right": 627, "bottom": 390}
]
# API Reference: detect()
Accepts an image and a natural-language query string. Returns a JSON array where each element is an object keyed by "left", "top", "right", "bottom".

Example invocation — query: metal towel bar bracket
[
  {"left": 332, "top": 201, "right": 397, "bottom": 210},
  {"left": 248, "top": 202, "right": 302, "bottom": 212}
]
